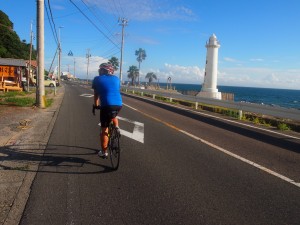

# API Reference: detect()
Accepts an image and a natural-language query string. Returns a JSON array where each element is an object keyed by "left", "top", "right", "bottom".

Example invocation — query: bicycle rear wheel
[{"left": 109, "top": 127, "right": 120, "bottom": 170}]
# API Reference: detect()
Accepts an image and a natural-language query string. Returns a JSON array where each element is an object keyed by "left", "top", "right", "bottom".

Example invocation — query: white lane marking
[
  {"left": 124, "top": 103, "right": 300, "bottom": 188},
  {"left": 98, "top": 116, "right": 144, "bottom": 144},
  {"left": 80, "top": 94, "right": 94, "bottom": 98},
  {"left": 118, "top": 116, "right": 144, "bottom": 143}
]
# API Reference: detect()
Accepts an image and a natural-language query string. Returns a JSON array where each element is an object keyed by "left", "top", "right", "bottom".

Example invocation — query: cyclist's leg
[
  {"left": 99, "top": 108, "right": 111, "bottom": 156},
  {"left": 111, "top": 106, "right": 122, "bottom": 128},
  {"left": 112, "top": 117, "right": 119, "bottom": 127},
  {"left": 100, "top": 127, "right": 109, "bottom": 151}
]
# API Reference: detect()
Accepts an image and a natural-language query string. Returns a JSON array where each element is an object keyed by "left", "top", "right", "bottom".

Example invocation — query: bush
[
  {"left": 253, "top": 117, "right": 261, "bottom": 124},
  {"left": 277, "top": 123, "right": 290, "bottom": 131}
]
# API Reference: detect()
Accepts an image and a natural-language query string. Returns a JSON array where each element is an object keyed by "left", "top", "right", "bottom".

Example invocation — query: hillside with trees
[{"left": 0, "top": 10, "right": 36, "bottom": 59}]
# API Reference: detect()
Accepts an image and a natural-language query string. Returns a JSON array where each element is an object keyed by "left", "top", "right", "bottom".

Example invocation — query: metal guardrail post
[{"left": 238, "top": 110, "right": 243, "bottom": 120}]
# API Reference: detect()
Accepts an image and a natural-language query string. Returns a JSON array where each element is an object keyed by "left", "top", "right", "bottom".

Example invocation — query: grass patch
[
  {"left": 4, "top": 164, "right": 29, "bottom": 170},
  {"left": 0, "top": 91, "right": 27, "bottom": 98},
  {"left": 0, "top": 90, "right": 35, "bottom": 107},
  {"left": 45, "top": 89, "right": 54, "bottom": 95},
  {"left": 45, "top": 98, "right": 53, "bottom": 107},
  {"left": 0, "top": 89, "right": 56, "bottom": 108},
  {"left": 1, "top": 97, "right": 35, "bottom": 107}
]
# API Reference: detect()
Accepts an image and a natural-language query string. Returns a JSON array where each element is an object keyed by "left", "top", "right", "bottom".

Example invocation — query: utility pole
[
  {"left": 58, "top": 26, "right": 64, "bottom": 83},
  {"left": 36, "top": 0, "right": 45, "bottom": 108},
  {"left": 28, "top": 20, "right": 33, "bottom": 92},
  {"left": 74, "top": 58, "right": 76, "bottom": 78},
  {"left": 86, "top": 49, "right": 91, "bottom": 84},
  {"left": 119, "top": 18, "right": 128, "bottom": 84}
]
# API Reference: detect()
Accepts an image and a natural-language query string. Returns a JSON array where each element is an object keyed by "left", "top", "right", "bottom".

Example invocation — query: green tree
[
  {"left": 145, "top": 72, "right": 157, "bottom": 84},
  {"left": 135, "top": 48, "right": 147, "bottom": 85},
  {"left": 127, "top": 65, "right": 139, "bottom": 85},
  {"left": 0, "top": 10, "right": 37, "bottom": 59},
  {"left": 108, "top": 56, "right": 119, "bottom": 71},
  {"left": 0, "top": 10, "right": 13, "bottom": 28}
]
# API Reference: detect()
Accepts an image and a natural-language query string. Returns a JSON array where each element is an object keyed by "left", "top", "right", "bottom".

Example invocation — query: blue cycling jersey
[{"left": 92, "top": 74, "right": 122, "bottom": 107}]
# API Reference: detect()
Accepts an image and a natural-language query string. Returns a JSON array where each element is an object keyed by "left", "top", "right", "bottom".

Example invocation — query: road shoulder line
[{"left": 123, "top": 103, "right": 300, "bottom": 189}]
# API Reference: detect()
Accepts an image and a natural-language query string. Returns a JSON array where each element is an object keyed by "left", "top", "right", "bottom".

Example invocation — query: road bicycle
[{"left": 93, "top": 105, "right": 121, "bottom": 170}]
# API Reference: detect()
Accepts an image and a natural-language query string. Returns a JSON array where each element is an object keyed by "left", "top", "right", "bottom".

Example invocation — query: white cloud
[
  {"left": 139, "top": 63, "right": 204, "bottom": 84},
  {"left": 250, "top": 58, "right": 264, "bottom": 62},
  {"left": 218, "top": 67, "right": 300, "bottom": 90},
  {"left": 139, "top": 64, "right": 300, "bottom": 90},
  {"left": 87, "top": 0, "right": 197, "bottom": 21},
  {"left": 57, "top": 55, "right": 109, "bottom": 79},
  {"left": 131, "top": 36, "right": 160, "bottom": 45},
  {"left": 224, "top": 57, "right": 238, "bottom": 62}
]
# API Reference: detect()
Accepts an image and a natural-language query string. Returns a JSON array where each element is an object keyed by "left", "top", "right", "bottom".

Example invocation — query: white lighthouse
[{"left": 197, "top": 34, "right": 222, "bottom": 100}]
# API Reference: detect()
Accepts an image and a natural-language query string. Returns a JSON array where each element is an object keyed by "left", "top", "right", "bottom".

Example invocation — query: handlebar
[{"left": 92, "top": 104, "right": 101, "bottom": 115}]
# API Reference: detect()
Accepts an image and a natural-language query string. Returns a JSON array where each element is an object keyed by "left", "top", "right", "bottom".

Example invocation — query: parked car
[{"left": 32, "top": 76, "right": 56, "bottom": 87}]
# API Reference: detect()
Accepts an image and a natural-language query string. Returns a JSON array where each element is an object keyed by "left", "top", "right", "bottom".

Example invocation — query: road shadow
[
  {"left": 0, "top": 144, "right": 117, "bottom": 174},
  {"left": 125, "top": 94, "right": 300, "bottom": 154}
]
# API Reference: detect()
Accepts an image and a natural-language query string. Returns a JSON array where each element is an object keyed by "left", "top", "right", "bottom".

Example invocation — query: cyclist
[{"left": 92, "top": 62, "right": 122, "bottom": 158}]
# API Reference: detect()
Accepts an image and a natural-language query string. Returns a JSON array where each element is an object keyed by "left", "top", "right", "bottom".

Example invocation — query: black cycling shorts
[{"left": 100, "top": 105, "right": 122, "bottom": 128}]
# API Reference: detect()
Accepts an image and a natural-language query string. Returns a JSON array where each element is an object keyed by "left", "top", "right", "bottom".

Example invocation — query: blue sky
[{"left": 1, "top": 0, "right": 300, "bottom": 90}]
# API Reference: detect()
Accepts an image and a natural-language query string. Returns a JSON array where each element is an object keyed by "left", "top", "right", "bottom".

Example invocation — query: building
[{"left": 0, "top": 58, "right": 26, "bottom": 92}]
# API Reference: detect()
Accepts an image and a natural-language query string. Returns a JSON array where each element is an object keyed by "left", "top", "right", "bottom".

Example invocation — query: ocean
[{"left": 157, "top": 83, "right": 300, "bottom": 110}]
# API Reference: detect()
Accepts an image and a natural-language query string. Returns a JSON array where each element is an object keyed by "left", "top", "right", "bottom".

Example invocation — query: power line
[
  {"left": 102, "top": 0, "right": 119, "bottom": 21},
  {"left": 102, "top": 49, "right": 121, "bottom": 59},
  {"left": 46, "top": 0, "right": 59, "bottom": 45},
  {"left": 81, "top": 0, "right": 121, "bottom": 47},
  {"left": 112, "top": 0, "right": 122, "bottom": 18},
  {"left": 80, "top": 0, "right": 116, "bottom": 38},
  {"left": 116, "top": 0, "right": 125, "bottom": 18},
  {"left": 44, "top": 1, "right": 58, "bottom": 45},
  {"left": 69, "top": 0, "right": 120, "bottom": 49}
]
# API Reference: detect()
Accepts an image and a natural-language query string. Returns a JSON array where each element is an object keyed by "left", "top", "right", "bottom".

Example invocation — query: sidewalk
[{"left": 0, "top": 85, "right": 65, "bottom": 225}]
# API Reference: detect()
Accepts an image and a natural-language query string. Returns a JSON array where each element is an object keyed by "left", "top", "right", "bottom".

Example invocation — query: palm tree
[
  {"left": 145, "top": 72, "right": 157, "bottom": 84},
  {"left": 127, "top": 65, "right": 139, "bottom": 85},
  {"left": 108, "top": 56, "right": 119, "bottom": 72},
  {"left": 135, "top": 48, "right": 147, "bottom": 85}
]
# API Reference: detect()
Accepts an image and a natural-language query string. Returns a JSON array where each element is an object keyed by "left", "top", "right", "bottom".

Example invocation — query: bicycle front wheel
[{"left": 109, "top": 128, "right": 120, "bottom": 170}]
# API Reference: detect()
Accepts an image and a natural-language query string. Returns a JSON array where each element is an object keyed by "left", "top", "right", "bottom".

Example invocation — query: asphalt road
[{"left": 20, "top": 82, "right": 300, "bottom": 225}]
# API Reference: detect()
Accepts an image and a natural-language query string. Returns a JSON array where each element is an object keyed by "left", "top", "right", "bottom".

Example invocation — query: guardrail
[{"left": 121, "top": 86, "right": 300, "bottom": 121}]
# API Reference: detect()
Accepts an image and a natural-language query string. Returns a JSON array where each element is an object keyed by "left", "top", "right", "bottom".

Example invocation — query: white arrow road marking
[
  {"left": 80, "top": 94, "right": 94, "bottom": 97},
  {"left": 98, "top": 116, "right": 144, "bottom": 144}
]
